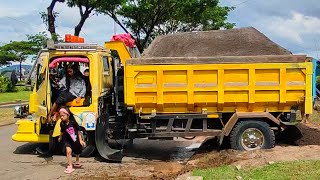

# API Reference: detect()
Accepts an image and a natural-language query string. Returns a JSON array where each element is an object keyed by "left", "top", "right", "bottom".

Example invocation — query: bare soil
[
  {"left": 4, "top": 120, "right": 320, "bottom": 180},
  {"left": 73, "top": 122, "right": 320, "bottom": 180},
  {"left": 143, "top": 27, "right": 291, "bottom": 58},
  {"left": 181, "top": 122, "right": 320, "bottom": 173}
]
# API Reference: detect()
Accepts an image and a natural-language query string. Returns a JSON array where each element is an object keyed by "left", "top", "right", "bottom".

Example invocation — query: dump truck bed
[{"left": 124, "top": 55, "right": 313, "bottom": 115}]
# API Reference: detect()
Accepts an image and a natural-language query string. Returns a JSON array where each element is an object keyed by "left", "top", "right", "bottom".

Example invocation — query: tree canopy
[
  {"left": 100, "top": 0, "right": 235, "bottom": 51},
  {"left": 43, "top": 0, "right": 234, "bottom": 52},
  {"left": 0, "top": 32, "right": 48, "bottom": 66},
  {"left": 66, "top": 0, "right": 105, "bottom": 36}
]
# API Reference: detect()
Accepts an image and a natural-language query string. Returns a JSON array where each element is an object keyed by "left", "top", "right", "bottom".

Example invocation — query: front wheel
[
  {"left": 230, "top": 121, "right": 275, "bottom": 151},
  {"left": 79, "top": 129, "right": 95, "bottom": 157}
]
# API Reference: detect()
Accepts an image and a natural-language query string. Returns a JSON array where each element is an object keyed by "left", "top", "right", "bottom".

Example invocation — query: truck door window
[
  {"left": 36, "top": 64, "right": 46, "bottom": 91},
  {"left": 103, "top": 56, "right": 109, "bottom": 71}
]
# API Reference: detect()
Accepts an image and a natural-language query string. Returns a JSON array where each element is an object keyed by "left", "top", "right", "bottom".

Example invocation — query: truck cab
[{"left": 12, "top": 37, "right": 123, "bottom": 157}]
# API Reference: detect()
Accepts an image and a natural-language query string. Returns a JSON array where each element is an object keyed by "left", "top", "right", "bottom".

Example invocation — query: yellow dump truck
[
  {"left": 12, "top": 31, "right": 317, "bottom": 161},
  {"left": 122, "top": 55, "right": 313, "bottom": 148}
]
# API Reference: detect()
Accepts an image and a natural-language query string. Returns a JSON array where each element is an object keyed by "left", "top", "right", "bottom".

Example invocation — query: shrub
[
  {"left": 317, "top": 76, "right": 320, "bottom": 89},
  {"left": 0, "top": 75, "right": 17, "bottom": 92}
]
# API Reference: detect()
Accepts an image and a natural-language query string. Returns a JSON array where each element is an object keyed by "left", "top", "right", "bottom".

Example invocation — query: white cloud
[
  {"left": 0, "top": 0, "right": 47, "bottom": 18},
  {"left": 2, "top": 0, "right": 318, "bottom": 59},
  {"left": 0, "top": 0, "right": 121, "bottom": 46},
  {"left": 0, "top": 7, "right": 31, "bottom": 18},
  {"left": 264, "top": 11, "right": 320, "bottom": 44}
]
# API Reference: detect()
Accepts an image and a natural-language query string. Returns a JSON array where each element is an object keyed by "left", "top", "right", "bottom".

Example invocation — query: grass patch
[
  {"left": 16, "top": 85, "right": 32, "bottom": 92},
  {"left": 0, "top": 91, "right": 31, "bottom": 103},
  {"left": 311, "top": 110, "right": 320, "bottom": 124},
  {"left": 193, "top": 160, "right": 320, "bottom": 180}
]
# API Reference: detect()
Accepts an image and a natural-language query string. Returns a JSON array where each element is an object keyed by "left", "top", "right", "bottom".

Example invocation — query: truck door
[{"left": 34, "top": 56, "right": 50, "bottom": 134}]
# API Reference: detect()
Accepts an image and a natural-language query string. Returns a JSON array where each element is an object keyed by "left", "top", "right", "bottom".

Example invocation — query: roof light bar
[{"left": 53, "top": 43, "right": 99, "bottom": 50}]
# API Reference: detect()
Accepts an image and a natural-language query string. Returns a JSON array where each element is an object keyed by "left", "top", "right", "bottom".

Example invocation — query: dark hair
[
  {"left": 84, "top": 69, "right": 89, "bottom": 73},
  {"left": 65, "top": 63, "right": 84, "bottom": 91}
]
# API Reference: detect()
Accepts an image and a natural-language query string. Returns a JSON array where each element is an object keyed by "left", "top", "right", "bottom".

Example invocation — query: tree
[
  {"left": 0, "top": 32, "right": 49, "bottom": 83},
  {"left": 26, "top": 31, "right": 50, "bottom": 52},
  {"left": 96, "top": 0, "right": 127, "bottom": 33},
  {"left": 66, "top": 0, "right": 103, "bottom": 36},
  {"left": 100, "top": 0, "right": 234, "bottom": 52},
  {"left": 0, "top": 49, "right": 19, "bottom": 66},
  {"left": 44, "top": 0, "right": 65, "bottom": 41},
  {"left": 42, "top": 0, "right": 105, "bottom": 38},
  {"left": 1, "top": 41, "right": 36, "bottom": 80}
]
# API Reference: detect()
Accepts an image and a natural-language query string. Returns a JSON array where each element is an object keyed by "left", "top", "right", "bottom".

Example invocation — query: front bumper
[{"left": 12, "top": 120, "right": 49, "bottom": 143}]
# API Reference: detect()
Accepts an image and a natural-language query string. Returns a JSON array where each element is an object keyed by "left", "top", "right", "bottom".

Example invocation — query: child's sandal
[
  {"left": 64, "top": 166, "right": 75, "bottom": 174},
  {"left": 74, "top": 162, "right": 82, "bottom": 168}
]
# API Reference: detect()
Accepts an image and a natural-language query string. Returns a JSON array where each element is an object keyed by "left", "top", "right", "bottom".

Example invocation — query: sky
[{"left": 0, "top": 0, "right": 320, "bottom": 66}]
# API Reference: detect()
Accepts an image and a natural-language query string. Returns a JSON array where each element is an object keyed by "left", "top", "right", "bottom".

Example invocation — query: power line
[
  {"left": 4, "top": 16, "right": 34, "bottom": 27},
  {"left": 231, "top": 0, "right": 256, "bottom": 7},
  {"left": 5, "top": 15, "right": 91, "bottom": 43},
  {"left": 4, "top": 7, "right": 96, "bottom": 43}
]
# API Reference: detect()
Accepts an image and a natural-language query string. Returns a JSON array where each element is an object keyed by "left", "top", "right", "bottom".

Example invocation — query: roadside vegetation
[
  {"left": 0, "top": 76, "right": 31, "bottom": 103},
  {"left": 0, "top": 91, "right": 30, "bottom": 103},
  {"left": 193, "top": 160, "right": 320, "bottom": 180}
]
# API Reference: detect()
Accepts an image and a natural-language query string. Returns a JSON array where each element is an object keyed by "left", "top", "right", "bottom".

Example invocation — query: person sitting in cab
[{"left": 47, "top": 63, "right": 86, "bottom": 122}]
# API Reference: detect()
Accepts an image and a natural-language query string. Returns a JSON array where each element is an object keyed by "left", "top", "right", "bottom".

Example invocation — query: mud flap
[
  {"left": 278, "top": 125, "right": 303, "bottom": 142},
  {"left": 95, "top": 113, "right": 123, "bottom": 162},
  {"left": 36, "top": 130, "right": 56, "bottom": 156}
]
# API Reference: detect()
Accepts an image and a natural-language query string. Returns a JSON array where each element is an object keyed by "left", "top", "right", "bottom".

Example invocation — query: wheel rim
[{"left": 241, "top": 128, "right": 264, "bottom": 150}]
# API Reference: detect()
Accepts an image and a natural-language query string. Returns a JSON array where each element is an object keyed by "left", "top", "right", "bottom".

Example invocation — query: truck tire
[
  {"left": 230, "top": 120, "right": 275, "bottom": 151},
  {"left": 79, "top": 130, "right": 95, "bottom": 157},
  {"left": 36, "top": 130, "right": 56, "bottom": 156},
  {"left": 48, "top": 130, "right": 57, "bottom": 156}
]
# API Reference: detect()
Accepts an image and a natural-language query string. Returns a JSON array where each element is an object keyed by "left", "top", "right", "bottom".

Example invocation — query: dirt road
[
  {"left": 0, "top": 124, "right": 202, "bottom": 180},
  {"left": 3, "top": 120, "right": 320, "bottom": 180}
]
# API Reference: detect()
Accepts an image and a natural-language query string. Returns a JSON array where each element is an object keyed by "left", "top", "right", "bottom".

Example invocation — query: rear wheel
[{"left": 230, "top": 121, "right": 275, "bottom": 151}]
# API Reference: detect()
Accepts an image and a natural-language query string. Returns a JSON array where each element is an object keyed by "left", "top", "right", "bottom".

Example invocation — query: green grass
[
  {"left": 193, "top": 160, "right": 320, "bottom": 180},
  {"left": 0, "top": 91, "right": 31, "bottom": 103},
  {"left": 310, "top": 110, "right": 320, "bottom": 124}
]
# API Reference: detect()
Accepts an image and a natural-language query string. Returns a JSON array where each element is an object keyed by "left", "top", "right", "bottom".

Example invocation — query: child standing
[{"left": 58, "top": 107, "right": 86, "bottom": 174}]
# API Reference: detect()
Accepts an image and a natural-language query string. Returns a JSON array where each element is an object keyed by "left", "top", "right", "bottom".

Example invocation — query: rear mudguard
[
  {"left": 95, "top": 113, "right": 123, "bottom": 161},
  {"left": 277, "top": 124, "right": 303, "bottom": 142}
]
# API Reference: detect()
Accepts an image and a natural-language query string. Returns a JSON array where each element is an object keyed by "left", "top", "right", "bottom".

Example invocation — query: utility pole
[
  {"left": 19, "top": 58, "right": 22, "bottom": 81},
  {"left": 17, "top": 52, "right": 22, "bottom": 81}
]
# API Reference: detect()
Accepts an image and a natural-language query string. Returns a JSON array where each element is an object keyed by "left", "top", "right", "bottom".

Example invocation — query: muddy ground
[
  {"left": 3, "top": 119, "right": 320, "bottom": 180},
  {"left": 82, "top": 122, "right": 320, "bottom": 180}
]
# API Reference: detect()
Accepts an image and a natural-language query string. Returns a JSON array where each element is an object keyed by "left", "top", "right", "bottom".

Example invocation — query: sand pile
[{"left": 142, "top": 27, "right": 291, "bottom": 57}]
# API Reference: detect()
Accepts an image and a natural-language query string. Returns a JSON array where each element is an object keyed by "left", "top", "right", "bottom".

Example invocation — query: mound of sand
[{"left": 143, "top": 27, "right": 291, "bottom": 57}]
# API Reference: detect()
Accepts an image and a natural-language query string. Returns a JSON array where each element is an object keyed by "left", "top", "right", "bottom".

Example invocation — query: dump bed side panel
[{"left": 125, "top": 62, "right": 313, "bottom": 114}]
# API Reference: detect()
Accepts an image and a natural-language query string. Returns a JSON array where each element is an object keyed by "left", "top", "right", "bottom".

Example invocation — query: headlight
[{"left": 14, "top": 106, "right": 22, "bottom": 117}]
